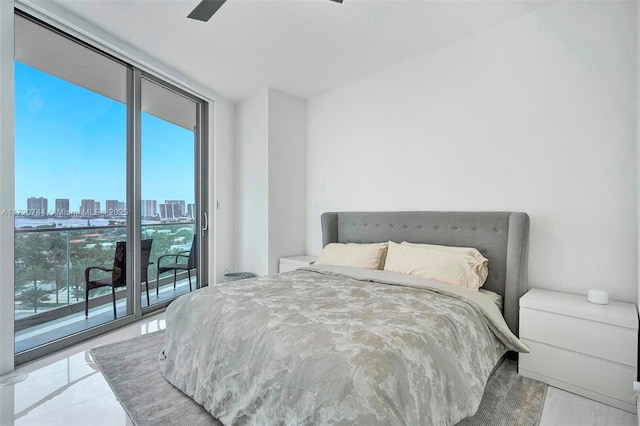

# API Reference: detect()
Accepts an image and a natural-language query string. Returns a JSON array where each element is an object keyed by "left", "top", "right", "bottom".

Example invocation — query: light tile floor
[
  {"left": 0, "top": 314, "right": 165, "bottom": 426},
  {"left": 0, "top": 312, "right": 637, "bottom": 426},
  {"left": 539, "top": 387, "right": 637, "bottom": 426}
]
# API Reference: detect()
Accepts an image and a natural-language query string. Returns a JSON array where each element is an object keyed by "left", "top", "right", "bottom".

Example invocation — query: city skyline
[
  {"left": 20, "top": 196, "right": 193, "bottom": 218},
  {"left": 14, "top": 61, "right": 195, "bottom": 212}
]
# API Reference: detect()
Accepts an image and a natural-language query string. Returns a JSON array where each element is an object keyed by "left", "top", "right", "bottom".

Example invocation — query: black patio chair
[
  {"left": 156, "top": 235, "right": 196, "bottom": 295},
  {"left": 84, "top": 239, "right": 153, "bottom": 319}
]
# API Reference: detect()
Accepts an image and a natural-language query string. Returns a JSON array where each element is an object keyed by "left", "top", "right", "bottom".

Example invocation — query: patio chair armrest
[{"left": 85, "top": 266, "right": 113, "bottom": 284}]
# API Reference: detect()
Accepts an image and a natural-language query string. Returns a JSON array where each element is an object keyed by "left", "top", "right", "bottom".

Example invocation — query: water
[{"left": 15, "top": 217, "right": 162, "bottom": 229}]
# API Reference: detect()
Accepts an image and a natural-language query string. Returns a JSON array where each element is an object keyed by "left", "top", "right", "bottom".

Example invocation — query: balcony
[{"left": 14, "top": 221, "right": 197, "bottom": 353}]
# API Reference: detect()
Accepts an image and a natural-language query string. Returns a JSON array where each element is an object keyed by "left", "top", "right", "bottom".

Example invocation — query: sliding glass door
[
  {"left": 14, "top": 13, "right": 132, "bottom": 354},
  {"left": 140, "top": 76, "right": 200, "bottom": 308},
  {"left": 13, "top": 11, "right": 208, "bottom": 364}
]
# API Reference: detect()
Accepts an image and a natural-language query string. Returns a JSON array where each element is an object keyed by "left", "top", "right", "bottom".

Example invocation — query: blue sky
[{"left": 14, "top": 62, "right": 195, "bottom": 212}]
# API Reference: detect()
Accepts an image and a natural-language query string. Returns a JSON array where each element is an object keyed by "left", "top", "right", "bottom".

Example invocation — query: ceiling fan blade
[
  {"left": 329, "top": 0, "right": 343, "bottom": 3},
  {"left": 188, "top": 0, "right": 227, "bottom": 22}
]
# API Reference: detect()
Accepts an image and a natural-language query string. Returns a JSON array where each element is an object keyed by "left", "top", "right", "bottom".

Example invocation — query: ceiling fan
[{"left": 188, "top": 0, "right": 343, "bottom": 22}]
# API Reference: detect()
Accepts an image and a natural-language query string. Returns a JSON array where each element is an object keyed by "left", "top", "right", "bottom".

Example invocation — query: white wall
[
  {"left": 0, "top": 0, "right": 16, "bottom": 376},
  {"left": 268, "top": 88, "right": 307, "bottom": 273},
  {"left": 236, "top": 89, "right": 270, "bottom": 275},
  {"left": 307, "top": 1, "right": 638, "bottom": 303},
  {"left": 212, "top": 98, "right": 237, "bottom": 283},
  {"left": 235, "top": 88, "right": 307, "bottom": 275}
]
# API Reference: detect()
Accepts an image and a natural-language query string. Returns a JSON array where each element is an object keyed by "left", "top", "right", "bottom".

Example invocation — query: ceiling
[{"left": 54, "top": 0, "right": 550, "bottom": 103}]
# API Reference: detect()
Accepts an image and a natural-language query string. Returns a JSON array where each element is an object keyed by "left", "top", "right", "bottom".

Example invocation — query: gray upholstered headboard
[{"left": 321, "top": 211, "right": 530, "bottom": 336}]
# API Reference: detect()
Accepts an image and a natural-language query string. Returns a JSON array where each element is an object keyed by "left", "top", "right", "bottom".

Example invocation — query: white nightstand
[
  {"left": 278, "top": 255, "right": 318, "bottom": 273},
  {"left": 519, "top": 288, "right": 638, "bottom": 413}
]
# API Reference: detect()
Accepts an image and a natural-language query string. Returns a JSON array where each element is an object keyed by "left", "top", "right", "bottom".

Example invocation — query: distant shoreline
[{"left": 14, "top": 217, "right": 187, "bottom": 229}]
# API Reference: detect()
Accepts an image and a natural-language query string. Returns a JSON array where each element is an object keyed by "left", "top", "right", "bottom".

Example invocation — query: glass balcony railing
[{"left": 14, "top": 222, "right": 196, "bottom": 327}]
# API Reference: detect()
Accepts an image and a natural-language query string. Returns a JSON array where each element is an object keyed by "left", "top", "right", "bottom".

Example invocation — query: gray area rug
[
  {"left": 91, "top": 331, "right": 546, "bottom": 426},
  {"left": 458, "top": 357, "right": 547, "bottom": 426}
]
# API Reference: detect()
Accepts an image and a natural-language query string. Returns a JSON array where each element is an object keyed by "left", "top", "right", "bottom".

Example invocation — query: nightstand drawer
[
  {"left": 520, "top": 339, "right": 636, "bottom": 405},
  {"left": 520, "top": 307, "right": 637, "bottom": 366}
]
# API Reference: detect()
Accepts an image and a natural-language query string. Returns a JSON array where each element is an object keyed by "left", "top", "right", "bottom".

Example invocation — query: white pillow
[
  {"left": 383, "top": 241, "right": 488, "bottom": 290},
  {"left": 401, "top": 241, "right": 489, "bottom": 284},
  {"left": 316, "top": 242, "right": 388, "bottom": 270}
]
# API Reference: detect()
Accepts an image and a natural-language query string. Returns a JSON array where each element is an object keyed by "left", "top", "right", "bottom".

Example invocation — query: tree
[
  {"left": 20, "top": 286, "right": 51, "bottom": 313},
  {"left": 48, "top": 233, "right": 68, "bottom": 302},
  {"left": 71, "top": 285, "right": 85, "bottom": 302},
  {"left": 52, "top": 265, "right": 67, "bottom": 304},
  {"left": 14, "top": 233, "right": 47, "bottom": 297},
  {"left": 15, "top": 232, "right": 66, "bottom": 310}
]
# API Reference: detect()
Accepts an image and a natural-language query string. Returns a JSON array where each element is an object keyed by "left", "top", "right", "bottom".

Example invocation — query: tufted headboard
[{"left": 321, "top": 211, "right": 530, "bottom": 336}]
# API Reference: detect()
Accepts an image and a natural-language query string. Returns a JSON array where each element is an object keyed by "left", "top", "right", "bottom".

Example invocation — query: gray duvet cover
[{"left": 159, "top": 265, "right": 528, "bottom": 426}]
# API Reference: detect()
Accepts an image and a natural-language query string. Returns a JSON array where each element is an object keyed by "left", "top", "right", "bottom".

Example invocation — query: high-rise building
[
  {"left": 55, "top": 199, "right": 70, "bottom": 217},
  {"left": 80, "top": 199, "right": 92, "bottom": 215},
  {"left": 105, "top": 200, "right": 119, "bottom": 216},
  {"left": 159, "top": 203, "right": 181, "bottom": 219},
  {"left": 187, "top": 203, "right": 195, "bottom": 219},
  {"left": 118, "top": 202, "right": 126, "bottom": 212},
  {"left": 159, "top": 203, "right": 168, "bottom": 219},
  {"left": 164, "top": 200, "right": 185, "bottom": 217},
  {"left": 80, "top": 199, "right": 99, "bottom": 216},
  {"left": 27, "top": 197, "right": 48, "bottom": 216},
  {"left": 141, "top": 200, "right": 157, "bottom": 218}
]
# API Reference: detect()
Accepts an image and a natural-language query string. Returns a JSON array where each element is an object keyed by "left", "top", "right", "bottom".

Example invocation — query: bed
[{"left": 159, "top": 211, "right": 530, "bottom": 425}]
